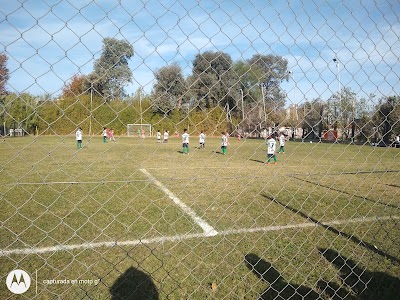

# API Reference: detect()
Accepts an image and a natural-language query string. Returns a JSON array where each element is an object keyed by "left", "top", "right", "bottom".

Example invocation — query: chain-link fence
[{"left": 1, "top": 0, "right": 399, "bottom": 299}]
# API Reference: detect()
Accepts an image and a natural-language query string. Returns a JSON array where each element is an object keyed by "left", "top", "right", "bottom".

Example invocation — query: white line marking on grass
[
  {"left": 140, "top": 168, "right": 218, "bottom": 237},
  {"left": 218, "top": 216, "right": 400, "bottom": 235},
  {"left": 0, "top": 233, "right": 208, "bottom": 257},
  {"left": 1, "top": 215, "right": 398, "bottom": 257}
]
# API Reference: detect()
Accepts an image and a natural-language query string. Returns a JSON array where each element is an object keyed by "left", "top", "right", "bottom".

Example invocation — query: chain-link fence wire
[{"left": 1, "top": 0, "right": 399, "bottom": 299}]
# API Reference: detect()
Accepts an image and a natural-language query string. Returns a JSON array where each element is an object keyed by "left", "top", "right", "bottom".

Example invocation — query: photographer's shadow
[
  {"left": 317, "top": 248, "right": 400, "bottom": 300},
  {"left": 110, "top": 266, "right": 159, "bottom": 300},
  {"left": 244, "top": 253, "right": 321, "bottom": 299}
]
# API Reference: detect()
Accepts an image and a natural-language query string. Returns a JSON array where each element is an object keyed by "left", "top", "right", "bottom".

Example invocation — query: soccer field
[{"left": 1, "top": 136, "right": 399, "bottom": 299}]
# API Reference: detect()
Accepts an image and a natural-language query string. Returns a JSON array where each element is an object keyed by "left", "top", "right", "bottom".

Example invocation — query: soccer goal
[{"left": 127, "top": 124, "right": 153, "bottom": 137}]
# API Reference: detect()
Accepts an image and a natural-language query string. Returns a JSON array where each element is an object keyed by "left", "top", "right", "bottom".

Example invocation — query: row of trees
[
  {"left": 1, "top": 87, "right": 398, "bottom": 143},
  {"left": 290, "top": 91, "right": 399, "bottom": 144},
  {"left": 0, "top": 92, "right": 233, "bottom": 136},
  {"left": 58, "top": 38, "right": 291, "bottom": 126},
  {"left": 1, "top": 38, "right": 399, "bottom": 143}
]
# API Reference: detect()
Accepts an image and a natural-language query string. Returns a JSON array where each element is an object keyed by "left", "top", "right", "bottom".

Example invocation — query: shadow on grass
[
  {"left": 110, "top": 266, "right": 158, "bottom": 300},
  {"left": 244, "top": 253, "right": 320, "bottom": 299},
  {"left": 245, "top": 250, "right": 400, "bottom": 300},
  {"left": 249, "top": 158, "right": 265, "bottom": 164},
  {"left": 262, "top": 194, "right": 400, "bottom": 264},
  {"left": 317, "top": 248, "right": 400, "bottom": 299},
  {"left": 386, "top": 183, "right": 400, "bottom": 188},
  {"left": 213, "top": 150, "right": 225, "bottom": 155},
  {"left": 290, "top": 175, "right": 400, "bottom": 210}
]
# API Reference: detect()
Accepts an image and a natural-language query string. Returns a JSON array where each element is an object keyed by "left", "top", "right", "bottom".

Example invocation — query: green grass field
[{"left": 1, "top": 135, "right": 399, "bottom": 299}]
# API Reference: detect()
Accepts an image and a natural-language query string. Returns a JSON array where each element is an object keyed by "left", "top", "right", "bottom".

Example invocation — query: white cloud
[{"left": 1, "top": 0, "right": 398, "bottom": 100}]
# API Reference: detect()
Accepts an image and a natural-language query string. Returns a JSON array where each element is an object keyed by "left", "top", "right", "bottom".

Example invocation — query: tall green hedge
[{"left": 31, "top": 95, "right": 232, "bottom": 136}]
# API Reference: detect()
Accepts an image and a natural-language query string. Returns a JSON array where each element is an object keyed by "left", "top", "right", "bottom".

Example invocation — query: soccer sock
[{"left": 274, "top": 155, "right": 277, "bottom": 162}]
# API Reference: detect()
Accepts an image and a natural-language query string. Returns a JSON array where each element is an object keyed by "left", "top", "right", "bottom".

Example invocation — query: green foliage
[
  {"left": 373, "top": 95, "right": 400, "bottom": 143},
  {"left": 3, "top": 42, "right": 397, "bottom": 143},
  {"left": 189, "top": 51, "right": 237, "bottom": 109},
  {"left": 26, "top": 94, "right": 229, "bottom": 136},
  {"left": 247, "top": 54, "right": 289, "bottom": 110},
  {"left": 84, "top": 38, "right": 134, "bottom": 100},
  {"left": 152, "top": 63, "right": 187, "bottom": 114},
  {"left": 3, "top": 93, "right": 38, "bottom": 134},
  {"left": 0, "top": 52, "right": 9, "bottom": 95},
  {"left": 301, "top": 99, "right": 325, "bottom": 138},
  {"left": 2, "top": 88, "right": 398, "bottom": 142}
]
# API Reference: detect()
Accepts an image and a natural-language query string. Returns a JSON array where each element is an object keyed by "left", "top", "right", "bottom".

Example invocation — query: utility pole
[
  {"left": 333, "top": 58, "right": 341, "bottom": 103},
  {"left": 139, "top": 87, "right": 143, "bottom": 127},
  {"left": 89, "top": 83, "right": 93, "bottom": 136},
  {"left": 239, "top": 88, "right": 244, "bottom": 122},
  {"left": 261, "top": 82, "right": 267, "bottom": 126}
]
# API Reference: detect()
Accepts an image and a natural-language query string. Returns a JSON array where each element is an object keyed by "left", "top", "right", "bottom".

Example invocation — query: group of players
[
  {"left": 266, "top": 132, "right": 286, "bottom": 165},
  {"left": 75, "top": 127, "right": 286, "bottom": 164},
  {"left": 159, "top": 129, "right": 286, "bottom": 163},
  {"left": 155, "top": 129, "right": 207, "bottom": 154},
  {"left": 74, "top": 127, "right": 116, "bottom": 149}
]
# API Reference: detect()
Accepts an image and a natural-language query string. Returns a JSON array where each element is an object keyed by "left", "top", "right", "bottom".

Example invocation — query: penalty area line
[
  {"left": 140, "top": 168, "right": 218, "bottom": 237},
  {"left": 1, "top": 215, "right": 398, "bottom": 257},
  {"left": 0, "top": 233, "right": 208, "bottom": 257}
]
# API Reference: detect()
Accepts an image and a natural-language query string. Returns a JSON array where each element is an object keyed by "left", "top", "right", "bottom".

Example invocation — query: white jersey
[
  {"left": 267, "top": 138, "right": 276, "bottom": 154},
  {"left": 182, "top": 132, "right": 190, "bottom": 144},
  {"left": 103, "top": 129, "right": 107, "bottom": 137},
  {"left": 76, "top": 130, "right": 82, "bottom": 141},
  {"left": 221, "top": 135, "right": 228, "bottom": 146},
  {"left": 164, "top": 132, "right": 169, "bottom": 140},
  {"left": 157, "top": 132, "right": 161, "bottom": 140},
  {"left": 199, "top": 133, "right": 205, "bottom": 143},
  {"left": 279, "top": 135, "right": 285, "bottom": 146}
]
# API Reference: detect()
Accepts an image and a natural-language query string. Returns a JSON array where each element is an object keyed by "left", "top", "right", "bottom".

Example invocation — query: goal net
[{"left": 127, "top": 124, "right": 153, "bottom": 137}]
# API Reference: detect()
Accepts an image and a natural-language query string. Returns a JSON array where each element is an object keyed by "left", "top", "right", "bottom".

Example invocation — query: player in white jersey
[
  {"left": 163, "top": 130, "right": 169, "bottom": 143},
  {"left": 199, "top": 131, "right": 205, "bottom": 149},
  {"left": 266, "top": 134, "right": 277, "bottom": 165},
  {"left": 76, "top": 128, "right": 83, "bottom": 149},
  {"left": 182, "top": 129, "right": 190, "bottom": 154},
  {"left": 221, "top": 132, "right": 228, "bottom": 155},
  {"left": 156, "top": 130, "right": 161, "bottom": 143},
  {"left": 103, "top": 127, "right": 108, "bottom": 143},
  {"left": 278, "top": 133, "right": 286, "bottom": 153}
]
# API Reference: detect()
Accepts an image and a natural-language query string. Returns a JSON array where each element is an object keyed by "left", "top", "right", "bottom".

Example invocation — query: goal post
[{"left": 127, "top": 124, "right": 153, "bottom": 137}]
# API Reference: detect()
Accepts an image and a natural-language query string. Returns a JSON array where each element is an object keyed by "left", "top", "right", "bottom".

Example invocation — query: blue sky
[{"left": 1, "top": 0, "right": 399, "bottom": 106}]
